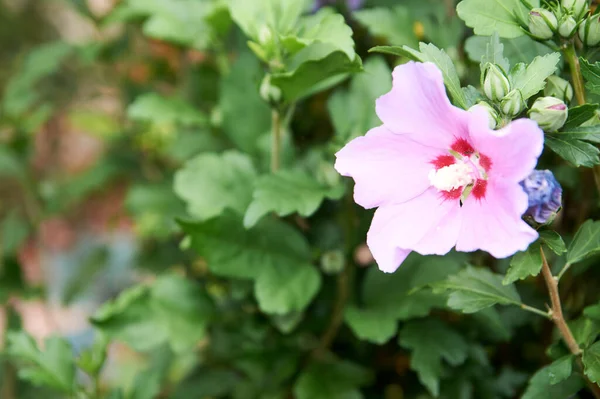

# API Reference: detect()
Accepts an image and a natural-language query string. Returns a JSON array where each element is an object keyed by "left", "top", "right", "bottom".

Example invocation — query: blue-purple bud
[{"left": 520, "top": 170, "right": 563, "bottom": 224}]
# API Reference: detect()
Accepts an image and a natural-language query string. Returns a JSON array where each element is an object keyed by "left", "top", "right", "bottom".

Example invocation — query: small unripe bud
[
  {"left": 529, "top": 8, "right": 558, "bottom": 39},
  {"left": 320, "top": 250, "right": 345, "bottom": 275},
  {"left": 559, "top": 15, "right": 578, "bottom": 37},
  {"left": 520, "top": 170, "right": 563, "bottom": 225},
  {"left": 259, "top": 74, "right": 282, "bottom": 105},
  {"left": 561, "top": 0, "right": 588, "bottom": 20},
  {"left": 500, "top": 90, "right": 525, "bottom": 117},
  {"left": 544, "top": 75, "right": 574, "bottom": 103},
  {"left": 468, "top": 101, "right": 499, "bottom": 129},
  {"left": 483, "top": 64, "right": 510, "bottom": 101},
  {"left": 579, "top": 14, "right": 600, "bottom": 46},
  {"left": 529, "top": 96, "right": 568, "bottom": 131}
]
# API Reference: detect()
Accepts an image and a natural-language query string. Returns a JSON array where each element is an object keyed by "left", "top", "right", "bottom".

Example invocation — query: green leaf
[
  {"left": 343, "top": 306, "right": 397, "bottom": 344},
  {"left": 547, "top": 355, "right": 574, "bottom": 385},
  {"left": 581, "top": 58, "right": 600, "bottom": 95},
  {"left": 432, "top": 266, "right": 522, "bottom": 313},
  {"left": 127, "top": 93, "right": 207, "bottom": 126},
  {"left": 293, "top": 359, "right": 373, "bottom": 399},
  {"left": 456, "top": 0, "right": 531, "bottom": 38},
  {"left": 91, "top": 274, "right": 214, "bottom": 352},
  {"left": 568, "top": 220, "right": 600, "bottom": 265},
  {"left": 354, "top": 6, "right": 417, "bottom": 48},
  {"left": 220, "top": 52, "right": 272, "bottom": 153},
  {"left": 369, "top": 45, "right": 418, "bottom": 59},
  {"left": 545, "top": 135, "right": 600, "bottom": 168},
  {"left": 540, "top": 230, "right": 567, "bottom": 254},
  {"left": 173, "top": 151, "right": 257, "bottom": 220},
  {"left": 7, "top": 333, "right": 75, "bottom": 393},
  {"left": 1, "top": 211, "right": 30, "bottom": 256},
  {"left": 583, "top": 341, "right": 600, "bottom": 383},
  {"left": 557, "top": 124, "right": 600, "bottom": 143},
  {"left": 480, "top": 32, "right": 510, "bottom": 73},
  {"left": 244, "top": 170, "right": 344, "bottom": 228},
  {"left": 399, "top": 319, "right": 470, "bottom": 396},
  {"left": 76, "top": 333, "right": 109, "bottom": 377},
  {"left": 465, "top": 35, "right": 553, "bottom": 67},
  {"left": 503, "top": 243, "right": 543, "bottom": 284},
  {"left": 570, "top": 317, "right": 600, "bottom": 348},
  {"left": 584, "top": 303, "right": 600, "bottom": 321},
  {"left": 564, "top": 104, "right": 599, "bottom": 129},
  {"left": 510, "top": 53, "right": 561, "bottom": 100},
  {"left": 521, "top": 365, "right": 585, "bottom": 399},
  {"left": 180, "top": 212, "right": 322, "bottom": 314}
]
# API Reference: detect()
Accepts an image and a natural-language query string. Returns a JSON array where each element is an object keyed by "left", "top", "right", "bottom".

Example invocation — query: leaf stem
[
  {"left": 563, "top": 42, "right": 586, "bottom": 106},
  {"left": 271, "top": 109, "right": 282, "bottom": 173},
  {"left": 540, "top": 248, "right": 600, "bottom": 397},
  {"left": 556, "top": 262, "right": 572, "bottom": 282},
  {"left": 520, "top": 303, "right": 551, "bottom": 318}
]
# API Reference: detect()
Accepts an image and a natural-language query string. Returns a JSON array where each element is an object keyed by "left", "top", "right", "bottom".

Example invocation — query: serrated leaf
[
  {"left": 354, "top": 6, "right": 417, "bottom": 48},
  {"left": 173, "top": 151, "right": 257, "bottom": 220},
  {"left": 293, "top": 359, "right": 373, "bottom": 399},
  {"left": 540, "top": 230, "right": 567, "bottom": 254},
  {"left": 343, "top": 306, "right": 397, "bottom": 344},
  {"left": 244, "top": 170, "right": 344, "bottom": 228},
  {"left": 465, "top": 34, "right": 552, "bottom": 67},
  {"left": 564, "top": 104, "right": 599, "bottom": 129},
  {"left": 7, "top": 333, "right": 76, "bottom": 393},
  {"left": 581, "top": 58, "right": 600, "bottom": 95},
  {"left": 127, "top": 93, "right": 207, "bottom": 126},
  {"left": 503, "top": 244, "right": 542, "bottom": 284},
  {"left": 76, "top": 332, "right": 109, "bottom": 377},
  {"left": 432, "top": 266, "right": 521, "bottom": 313},
  {"left": 568, "top": 219, "right": 600, "bottom": 265},
  {"left": 547, "top": 355, "right": 574, "bottom": 385},
  {"left": 557, "top": 124, "right": 600, "bottom": 143},
  {"left": 521, "top": 365, "right": 584, "bottom": 399},
  {"left": 510, "top": 53, "right": 561, "bottom": 100},
  {"left": 545, "top": 135, "right": 600, "bottom": 168},
  {"left": 481, "top": 32, "right": 510, "bottom": 72},
  {"left": 399, "top": 319, "right": 470, "bottom": 396},
  {"left": 456, "top": 0, "right": 532, "bottom": 39},
  {"left": 583, "top": 341, "right": 600, "bottom": 383}
]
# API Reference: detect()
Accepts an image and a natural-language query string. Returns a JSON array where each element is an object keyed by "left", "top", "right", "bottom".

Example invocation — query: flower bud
[
  {"left": 544, "top": 75, "right": 574, "bottom": 103},
  {"left": 500, "top": 90, "right": 525, "bottom": 117},
  {"left": 559, "top": 15, "right": 578, "bottom": 37},
  {"left": 561, "top": 0, "right": 588, "bottom": 20},
  {"left": 529, "top": 96, "right": 568, "bottom": 131},
  {"left": 579, "top": 14, "right": 600, "bottom": 46},
  {"left": 320, "top": 250, "right": 345, "bottom": 275},
  {"left": 259, "top": 74, "right": 282, "bottom": 105},
  {"left": 520, "top": 170, "right": 562, "bottom": 225},
  {"left": 529, "top": 8, "right": 558, "bottom": 39},
  {"left": 483, "top": 64, "right": 510, "bottom": 101},
  {"left": 468, "top": 102, "right": 499, "bottom": 129}
]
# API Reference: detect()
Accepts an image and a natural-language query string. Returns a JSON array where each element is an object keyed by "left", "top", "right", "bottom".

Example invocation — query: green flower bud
[
  {"left": 483, "top": 63, "right": 510, "bottom": 101},
  {"left": 559, "top": 15, "right": 578, "bottom": 37},
  {"left": 468, "top": 101, "right": 499, "bottom": 129},
  {"left": 259, "top": 74, "right": 282, "bottom": 105},
  {"left": 529, "top": 97, "right": 568, "bottom": 131},
  {"left": 500, "top": 90, "right": 525, "bottom": 117},
  {"left": 529, "top": 8, "right": 558, "bottom": 39},
  {"left": 561, "top": 0, "right": 588, "bottom": 20},
  {"left": 579, "top": 14, "right": 600, "bottom": 46},
  {"left": 544, "top": 75, "right": 574, "bottom": 103},
  {"left": 320, "top": 250, "right": 345, "bottom": 275}
]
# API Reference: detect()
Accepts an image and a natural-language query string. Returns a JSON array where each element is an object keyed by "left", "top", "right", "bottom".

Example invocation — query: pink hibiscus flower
[{"left": 335, "top": 62, "right": 544, "bottom": 273}]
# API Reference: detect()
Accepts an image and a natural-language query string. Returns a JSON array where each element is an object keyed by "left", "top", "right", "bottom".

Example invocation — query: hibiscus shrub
[{"left": 3, "top": 0, "right": 600, "bottom": 398}]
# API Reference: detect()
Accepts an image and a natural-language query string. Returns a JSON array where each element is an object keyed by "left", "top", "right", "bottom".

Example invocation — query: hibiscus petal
[
  {"left": 467, "top": 110, "right": 544, "bottom": 183},
  {"left": 335, "top": 125, "right": 440, "bottom": 209},
  {"left": 375, "top": 62, "right": 470, "bottom": 148},
  {"left": 367, "top": 188, "right": 459, "bottom": 272},
  {"left": 412, "top": 205, "right": 463, "bottom": 255},
  {"left": 456, "top": 180, "right": 538, "bottom": 258}
]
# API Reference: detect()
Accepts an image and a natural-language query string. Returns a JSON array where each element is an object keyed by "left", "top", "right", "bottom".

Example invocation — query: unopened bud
[
  {"left": 500, "top": 90, "right": 525, "bottom": 117},
  {"left": 258, "top": 25, "right": 273, "bottom": 46},
  {"left": 468, "top": 102, "right": 499, "bottom": 129},
  {"left": 561, "top": 0, "right": 588, "bottom": 20},
  {"left": 559, "top": 15, "right": 578, "bottom": 37},
  {"left": 520, "top": 170, "right": 562, "bottom": 225},
  {"left": 544, "top": 75, "right": 574, "bottom": 103},
  {"left": 259, "top": 74, "right": 282, "bottom": 105},
  {"left": 579, "top": 14, "right": 600, "bottom": 46},
  {"left": 483, "top": 63, "right": 510, "bottom": 101},
  {"left": 529, "top": 96, "right": 568, "bottom": 131},
  {"left": 320, "top": 250, "right": 345, "bottom": 275},
  {"left": 529, "top": 8, "right": 558, "bottom": 39}
]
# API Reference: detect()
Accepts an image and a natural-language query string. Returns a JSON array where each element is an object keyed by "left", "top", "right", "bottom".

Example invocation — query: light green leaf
[
  {"left": 7, "top": 333, "right": 75, "bottom": 393},
  {"left": 127, "top": 93, "right": 207, "bottom": 126},
  {"left": 480, "top": 32, "right": 510, "bottom": 73},
  {"left": 510, "top": 53, "right": 561, "bottom": 100},
  {"left": 540, "top": 230, "right": 567, "bottom": 254},
  {"left": 76, "top": 333, "right": 109, "bottom": 377},
  {"left": 547, "top": 355, "right": 574, "bottom": 385},
  {"left": 294, "top": 359, "right": 373, "bottom": 399},
  {"left": 354, "top": 6, "right": 417, "bottom": 48},
  {"left": 173, "top": 151, "right": 257, "bottom": 220},
  {"left": 545, "top": 135, "right": 600, "bottom": 168},
  {"left": 456, "top": 0, "right": 531, "bottom": 39},
  {"left": 244, "top": 170, "right": 344, "bottom": 228},
  {"left": 503, "top": 243, "right": 543, "bottom": 284},
  {"left": 399, "top": 319, "right": 470, "bottom": 397},
  {"left": 432, "top": 266, "right": 521, "bottom": 313},
  {"left": 583, "top": 341, "right": 600, "bottom": 383},
  {"left": 568, "top": 220, "right": 600, "bottom": 265},
  {"left": 343, "top": 306, "right": 397, "bottom": 344},
  {"left": 464, "top": 35, "right": 552, "bottom": 67},
  {"left": 521, "top": 365, "right": 585, "bottom": 399}
]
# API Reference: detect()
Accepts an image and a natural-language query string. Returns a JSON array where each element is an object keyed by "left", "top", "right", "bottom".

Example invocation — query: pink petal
[
  {"left": 467, "top": 111, "right": 544, "bottom": 183},
  {"left": 456, "top": 180, "right": 538, "bottom": 258},
  {"left": 367, "top": 188, "right": 460, "bottom": 272},
  {"left": 375, "top": 62, "right": 470, "bottom": 148},
  {"left": 335, "top": 126, "right": 440, "bottom": 209},
  {"left": 412, "top": 205, "right": 463, "bottom": 255}
]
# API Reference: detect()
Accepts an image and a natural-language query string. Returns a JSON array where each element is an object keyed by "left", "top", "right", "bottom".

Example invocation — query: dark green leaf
[
  {"left": 294, "top": 359, "right": 372, "bottom": 399},
  {"left": 503, "top": 243, "right": 542, "bottom": 284},
  {"left": 343, "top": 306, "right": 397, "bottom": 344},
  {"left": 547, "top": 355, "right": 573, "bottom": 385},
  {"left": 354, "top": 6, "right": 417, "bottom": 48},
  {"left": 540, "top": 230, "right": 567, "bottom": 254},
  {"left": 557, "top": 124, "right": 600, "bottom": 143},
  {"left": 583, "top": 341, "right": 600, "bottom": 383},
  {"left": 567, "top": 220, "right": 600, "bottom": 265},
  {"left": 564, "top": 104, "right": 599, "bottom": 129},
  {"left": 581, "top": 58, "right": 600, "bottom": 95},
  {"left": 521, "top": 365, "right": 584, "bottom": 399},
  {"left": 545, "top": 135, "right": 600, "bottom": 168}
]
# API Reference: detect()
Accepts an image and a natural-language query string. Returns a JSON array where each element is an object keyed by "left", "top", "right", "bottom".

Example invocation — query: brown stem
[
  {"left": 540, "top": 248, "right": 600, "bottom": 397},
  {"left": 270, "top": 109, "right": 282, "bottom": 173}
]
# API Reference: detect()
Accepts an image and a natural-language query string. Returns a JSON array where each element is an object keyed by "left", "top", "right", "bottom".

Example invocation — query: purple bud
[{"left": 520, "top": 170, "right": 563, "bottom": 224}]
